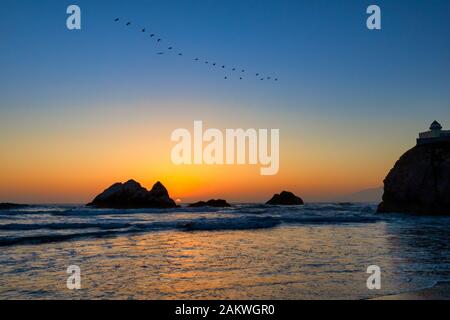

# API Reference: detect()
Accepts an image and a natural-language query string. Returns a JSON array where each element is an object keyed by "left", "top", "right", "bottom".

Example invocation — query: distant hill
[{"left": 331, "top": 187, "right": 383, "bottom": 203}]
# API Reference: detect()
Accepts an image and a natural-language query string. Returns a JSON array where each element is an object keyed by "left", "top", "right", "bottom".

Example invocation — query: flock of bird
[{"left": 113, "top": 18, "right": 279, "bottom": 82}]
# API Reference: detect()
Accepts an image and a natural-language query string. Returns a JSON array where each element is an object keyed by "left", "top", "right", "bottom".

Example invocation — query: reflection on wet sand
[{"left": 3, "top": 221, "right": 437, "bottom": 300}]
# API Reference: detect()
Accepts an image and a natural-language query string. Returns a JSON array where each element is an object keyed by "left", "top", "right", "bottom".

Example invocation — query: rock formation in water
[
  {"left": 188, "top": 199, "right": 231, "bottom": 207},
  {"left": 87, "top": 179, "right": 177, "bottom": 209},
  {"left": 377, "top": 141, "right": 450, "bottom": 215},
  {"left": 266, "top": 191, "right": 304, "bottom": 205}
]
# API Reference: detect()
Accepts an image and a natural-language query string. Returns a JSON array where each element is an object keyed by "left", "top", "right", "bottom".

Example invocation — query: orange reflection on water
[{"left": 0, "top": 223, "right": 406, "bottom": 299}]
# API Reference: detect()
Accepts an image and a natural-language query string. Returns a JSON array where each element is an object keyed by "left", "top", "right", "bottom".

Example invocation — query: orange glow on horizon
[{"left": 0, "top": 101, "right": 410, "bottom": 204}]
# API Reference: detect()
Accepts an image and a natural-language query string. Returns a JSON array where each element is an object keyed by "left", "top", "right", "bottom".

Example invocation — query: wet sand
[{"left": 372, "top": 281, "right": 450, "bottom": 300}]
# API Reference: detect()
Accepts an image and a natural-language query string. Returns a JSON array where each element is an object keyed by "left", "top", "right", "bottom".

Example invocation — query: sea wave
[
  {"left": 0, "top": 203, "right": 382, "bottom": 247},
  {"left": 177, "top": 216, "right": 281, "bottom": 231},
  {"left": 0, "top": 216, "right": 280, "bottom": 246},
  {"left": 0, "top": 222, "right": 131, "bottom": 231},
  {"left": 280, "top": 215, "right": 381, "bottom": 225},
  {"left": 0, "top": 229, "right": 129, "bottom": 247}
]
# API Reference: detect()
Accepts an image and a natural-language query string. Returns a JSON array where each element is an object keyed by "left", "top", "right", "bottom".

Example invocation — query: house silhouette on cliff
[{"left": 417, "top": 121, "right": 450, "bottom": 145}]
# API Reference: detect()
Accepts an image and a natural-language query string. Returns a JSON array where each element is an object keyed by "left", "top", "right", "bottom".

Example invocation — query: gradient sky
[{"left": 1, "top": 0, "right": 449, "bottom": 203}]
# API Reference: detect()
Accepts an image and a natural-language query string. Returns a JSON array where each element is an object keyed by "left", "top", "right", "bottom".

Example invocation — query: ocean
[{"left": 0, "top": 203, "right": 449, "bottom": 299}]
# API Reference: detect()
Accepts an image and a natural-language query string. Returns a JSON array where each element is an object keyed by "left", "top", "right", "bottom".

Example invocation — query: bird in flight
[{"left": 112, "top": 16, "right": 274, "bottom": 86}]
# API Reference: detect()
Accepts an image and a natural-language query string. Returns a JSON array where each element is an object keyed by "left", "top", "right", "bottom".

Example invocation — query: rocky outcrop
[
  {"left": 188, "top": 199, "right": 231, "bottom": 207},
  {"left": 377, "top": 141, "right": 450, "bottom": 215},
  {"left": 266, "top": 191, "right": 304, "bottom": 205},
  {"left": 87, "top": 180, "right": 177, "bottom": 209}
]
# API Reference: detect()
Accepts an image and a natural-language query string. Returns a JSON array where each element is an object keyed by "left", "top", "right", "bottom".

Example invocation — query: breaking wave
[{"left": 0, "top": 203, "right": 381, "bottom": 246}]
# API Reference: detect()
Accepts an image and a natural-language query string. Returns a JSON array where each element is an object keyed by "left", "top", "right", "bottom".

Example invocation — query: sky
[{"left": 0, "top": 0, "right": 449, "bottom": 203}]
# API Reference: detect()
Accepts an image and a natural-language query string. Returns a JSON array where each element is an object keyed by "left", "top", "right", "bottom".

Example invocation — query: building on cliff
[{"left": 417, "top": 120, "right": 450, "bottom": 145}]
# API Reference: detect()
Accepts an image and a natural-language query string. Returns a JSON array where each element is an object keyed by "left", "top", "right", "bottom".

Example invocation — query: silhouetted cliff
[{"left": 378, "top": 141, "right": 450, "bottom": 215}]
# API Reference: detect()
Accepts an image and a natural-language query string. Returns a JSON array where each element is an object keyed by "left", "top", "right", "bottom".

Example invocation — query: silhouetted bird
[
  {"left": 178, "top": 53, "right": 182, "bottom": 56},
  {"left": 267, "top": 77, "right": 271, "bottom": 80},
  {"left": 157, "top": 38, "right": 161, "bottom": 42},
  {"left": 222, "top": 65, "right": 225, "bottom": 68},
  {"left": 240, "top": 77, "right": 243, "bottom": 80},
  {"left": 260, "top": 78, "right": 264, "bottom": 80},
  {"left": 241, "top": 69, "right": 245, "bottom": 72},
  {"left": 232, "top": 68, "right": 236, "bottom": 71},
  {"left": 256, "top": 73, "right": 259, "bottom": 76},
  {"left": 274, "top": 78, "right": 278, "bottom": 81},
  {"left": 114, "top": 18, "right": 119, "bottom": 22},
  {"left": 212, "top": 63, "right": 216, "bottom": 66},
  {"left": 224, "top": 76, "right": 228, "bottom": 79},
  {"left": 150, "top": 34, "right": 155, "bottom": 37},
  {"left": 168, "top": 47, "right": 172, "bottom": 50},
  {"left": 126, "top": 22, "right": 131, "bottom": 26},
  {"left": 157, "top": 52, "right": 164, "bottom": 55},
  {"left": 205, "top": 61, "right": 208, "bottom": 64},
  {"left": 141, "top": 28, "right": 145, "bottom": 32},
  {"left": 194, "top": 58, "right": 199, "bottom": 61}
]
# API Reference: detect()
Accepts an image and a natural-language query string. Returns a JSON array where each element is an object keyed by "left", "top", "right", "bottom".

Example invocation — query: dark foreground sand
[{"left": 372, "top": 281, "right": 450, "bottom": 300}]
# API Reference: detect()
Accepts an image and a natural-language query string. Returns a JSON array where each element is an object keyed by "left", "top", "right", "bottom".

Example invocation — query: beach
[{"left": 372, "top": 281, "right": 450, "bottom": 300}]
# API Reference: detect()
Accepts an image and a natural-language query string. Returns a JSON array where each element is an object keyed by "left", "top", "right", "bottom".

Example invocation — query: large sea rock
[
  {"left": 377, "top": 141, "right": 450, "bottom": 215},
  {"left": 188, "top": 199, "right": 231, "bottom": 207},
  {"left": 87, "top": 180, "right": 177, "bottom": 209},
  {"left": 266, "top": 191, "right": 304, "bottom": 205}
]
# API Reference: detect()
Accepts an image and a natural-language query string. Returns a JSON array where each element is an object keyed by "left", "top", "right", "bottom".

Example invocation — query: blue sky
[{"left": 1, "top": 0, "right": 449, "bottom": 116}]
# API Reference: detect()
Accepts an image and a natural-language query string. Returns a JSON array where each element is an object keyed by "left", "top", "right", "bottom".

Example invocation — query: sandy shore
[{"left": 372, "top": 281, "right": 450, "bottom": 300}]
